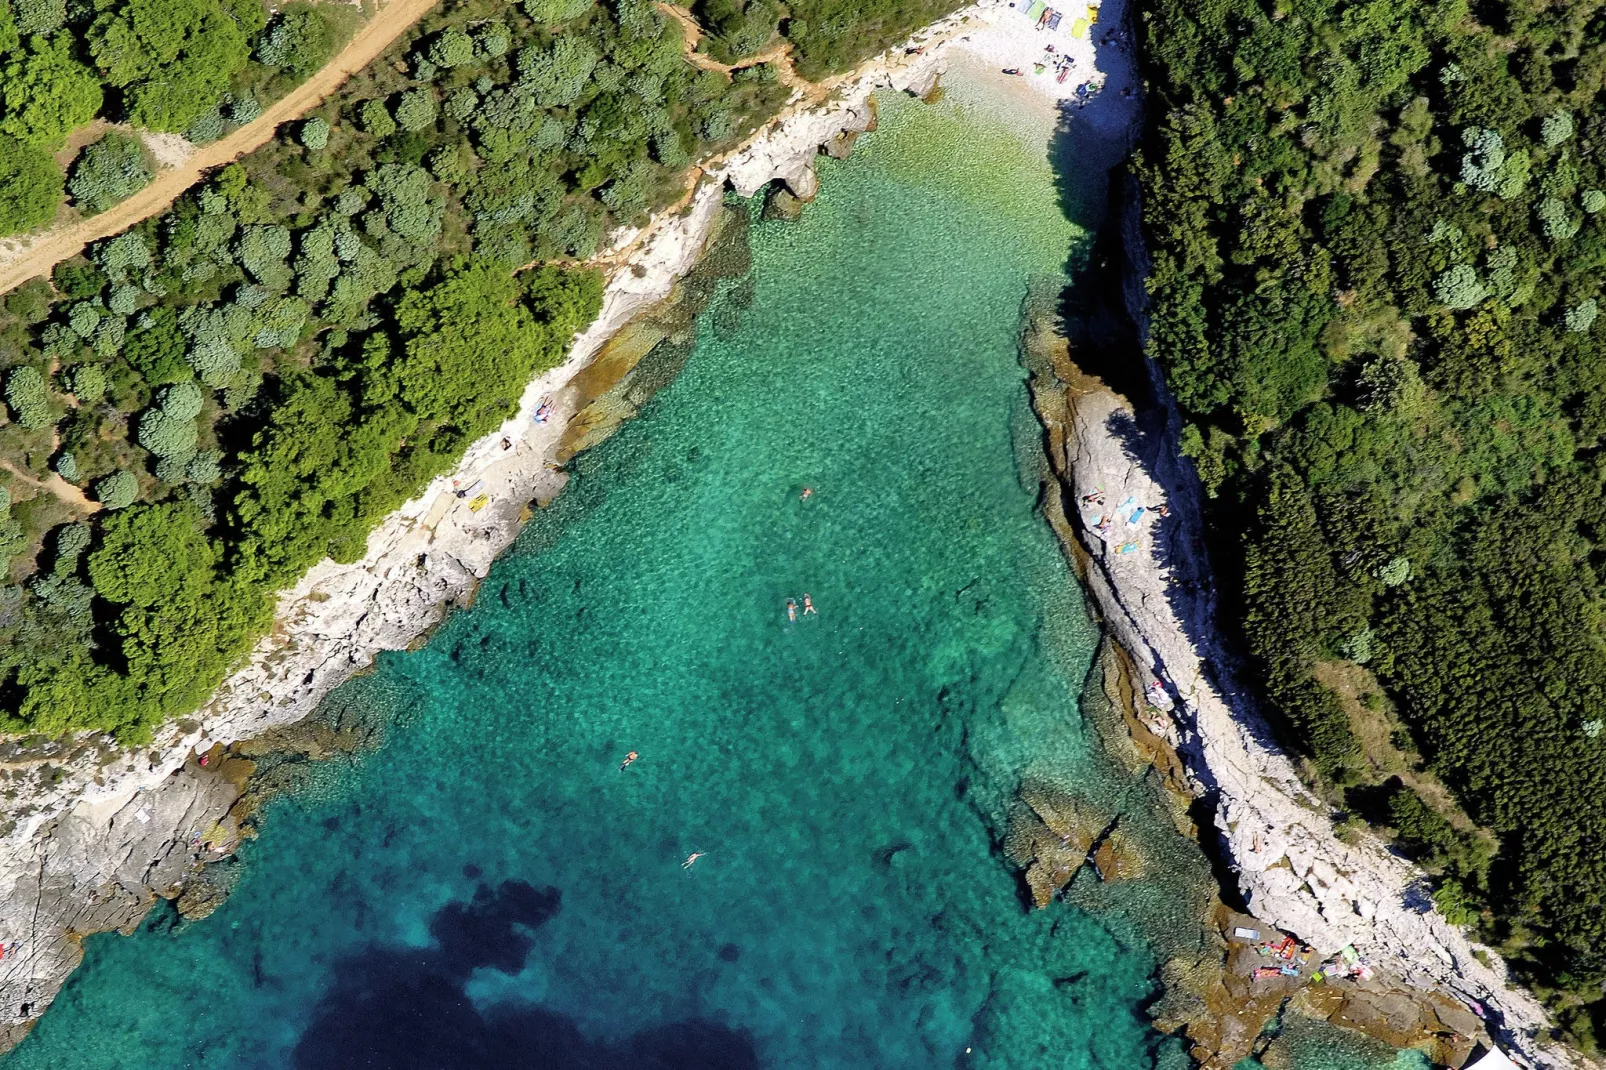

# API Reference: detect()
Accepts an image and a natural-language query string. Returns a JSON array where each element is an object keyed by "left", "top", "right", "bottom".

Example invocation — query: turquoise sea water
[{"left": 12, "top": 82, "right": 1403, "bottom": 1070}]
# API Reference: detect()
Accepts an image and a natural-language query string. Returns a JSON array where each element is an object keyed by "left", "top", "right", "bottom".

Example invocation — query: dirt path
[
  {"left": 0, "top": 0, "right": 441, "bottom": 297},
  {"left": 543, "top": 7, "right": 954, "bottom": 279},
  {"left": 655, "top": 2, "right": 807, "bottom": 91},
  {"left": 0, "top": 461, "right": 97, "bottom": 514}
]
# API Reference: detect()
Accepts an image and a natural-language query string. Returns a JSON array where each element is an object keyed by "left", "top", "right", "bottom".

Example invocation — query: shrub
[
  {"left": 1565, "top": 299, "right": 1598, "bottom": 334},
  {"left": 523, "top": 0, "right": 593, "bottom": 23},
  {"left": 0, "top": 35, "right": 104, "bottom": 149},
  {"left": 5, "top": 278, "right": 53, "bottom": 324},
  {"left": 359, "top": 98, "right": 396, "bottom": 138},
  {"left": 1541, "top": 110, "right": 1575, "bottom": 148},
  {"left": 186, "top": 449, "right": 222, "bottom": 484},
  {"left": 256, "top": 4, "right": 339, "bottom": 76},
  {"left": 68, "top": 363, "right": 106, "bottom": 403},
  {"left": 1432, "top": 880, "right": 1481, "bottom": 927},
  {"left": 1433, "top": 264, "right": 1486, "bottom": 309},
  {"left": 94, "top": 470, "right": 138, "bottom": 510},
  {"left": 426, "top": 28, "right": 474, "bottom": 68},
  {"left": 1538, "top": 197, "right": 1580, "bottom": 240},
  {"left": 157, "top": 381, "right": 204, "bottom": 421},
  {"left": 125, "top": 307, "right": 193, "bottom": 385},
  {"left": 86, "top": 0, "right": 252, "bottom": 132},
  {"left": 54, "top": 451, "right": 78, "bottom": 482},
  {"left": 68, "top": 133, "right": 153, "bottom": 216},
  {"left": 15, "top": 0, "right": 67, "bottom": 34},
  {"left": 54, "top": 260, "right": 105, "bottom": 299},
  {"left": 5, "top": 365, "right": 54, "bottom": 429},
  {"left": 1584, "top": 190, "right": 1606, "bottom": 215},
  {"left": 0, "top": 134, "right": 62, "bottom": 235},
  {"left": 227, "top": 94, "right": 262, "bottom": 126},
  {"left": 299, "top": 116, "right": 330, "bottom": 151},
  {"left": 394, "top": 89, "right": 437, "bottom": 133},
  {"left": 136, "top": 408, "right": 199, "bottom": 457}
]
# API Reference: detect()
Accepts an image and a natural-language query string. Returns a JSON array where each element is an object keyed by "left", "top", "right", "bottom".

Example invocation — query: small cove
[{"left": 11, "top": 76, "right": 1407, "bottom": 1070}]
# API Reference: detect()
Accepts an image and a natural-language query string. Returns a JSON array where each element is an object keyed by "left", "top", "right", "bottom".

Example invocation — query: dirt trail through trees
[
  {"left": 564, "top": 7, "right": 952, "bottom": 277},
  {"left": 0, "top": 461, "right": 97, "bottom": 514},
  {"left": 0, "top": 0, "right": 442, "bottom": 297},
  {"left": 655, "top": 2, "right": 807, "bottom": 91}
]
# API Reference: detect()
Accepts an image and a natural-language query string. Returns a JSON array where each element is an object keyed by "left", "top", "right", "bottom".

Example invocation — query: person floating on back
[
  {"left": 619, "top": 751, "right": 638, "bottom": 772},
  {"left": 803, "top": 593, "right": 816, "bottom": 615},
  {"left": 682, "top": 851, "right": 705, "bottom": 870},
  {"left": 786, "top": 599, "right": 798, "bottom": 623},
  {"left": 800, "top": 487, "right": 813, "bottom": 501}
]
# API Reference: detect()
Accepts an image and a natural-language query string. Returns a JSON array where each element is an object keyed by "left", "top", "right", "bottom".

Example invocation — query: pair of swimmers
[
  {"left": 785, "top": 594, "right": 816, "bottom": 622},
  {"left": 612, "top": 753, "right": 707, "bottom": 870}
]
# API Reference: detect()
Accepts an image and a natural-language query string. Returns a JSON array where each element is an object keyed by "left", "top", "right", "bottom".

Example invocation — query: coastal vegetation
[
  {"left": 0, "top": 0, "right": 961, "bottom": 746},
  {"left": 0, "top": 0, "right": 363, "bottom": 230},
  {"left": 1136, "top": 0, "right": 1606, "bottom": 1044}
]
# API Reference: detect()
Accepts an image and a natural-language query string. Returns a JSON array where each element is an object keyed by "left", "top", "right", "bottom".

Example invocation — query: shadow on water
[
  {"left": 291, "top": 879, "right": 760, "bottom": 1070},
  {"left": 1042, "top": 0, "right": 1153, "bottom": 409},
  {"left": 1030, "top": 0, "right": 1298, "bottom": 909}
]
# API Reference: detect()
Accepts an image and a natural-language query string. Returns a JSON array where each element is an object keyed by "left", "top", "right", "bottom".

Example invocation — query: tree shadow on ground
[{"left": 292, "top": 879, "right": 760, "bottom": 1070}]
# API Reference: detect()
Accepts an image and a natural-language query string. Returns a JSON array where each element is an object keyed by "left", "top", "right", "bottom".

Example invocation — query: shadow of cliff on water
[
  {"left": 1032, "top": 0, "right": 1311, "bottom": 908},
  {"left": 291, "top": 879, "right": 760, "bottom": 1070},
  {"left": 1043, "top": 0, "right": 1150, "bottom": 410}
]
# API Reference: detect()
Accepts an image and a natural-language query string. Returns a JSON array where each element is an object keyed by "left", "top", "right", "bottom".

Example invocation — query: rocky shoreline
[
  {"left": 1020, "top": 213, "right": 1577, "bottom": 1068},
  {"left": 0, "top": 26, "right": 968, "bottom": 1048}
]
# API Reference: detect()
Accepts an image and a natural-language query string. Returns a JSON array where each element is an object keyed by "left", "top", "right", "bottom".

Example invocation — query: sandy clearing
[
  {"left": 0, "top": 460, "right": 98, "bottom": 514},
  {"left": 0, "top": 0, "right": 442, "bottom": 297}
]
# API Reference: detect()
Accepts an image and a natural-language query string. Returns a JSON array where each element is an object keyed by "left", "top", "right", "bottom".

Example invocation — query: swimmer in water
[
  {"left": 619, "top": 750, "right": 639, "bottom": 772},
  {"left": 683, "top": 851, "right": 705, "bottom": 869},
  {"left": 786, "top": 599, "right": 798, "bottom": 622},
  {"left": 803, "top": 593, "right": 816, "bottom": 615},
  {"left": 800, "top": 487, "right": 813, "bottom": 501}
]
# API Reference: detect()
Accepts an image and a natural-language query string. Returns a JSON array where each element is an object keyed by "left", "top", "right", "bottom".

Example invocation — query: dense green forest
[
  {"left": 0, "top": 0, "right": 956, "bottom": 745},
  {"left": 0, "top": 0, "right": 364, "bottom": 233},
  {"left": 0, "top": 0, "right": 962, "bottom": 234},
  {"left": 1136, "top": 0, "right": 1606, "bottom": 1044}
]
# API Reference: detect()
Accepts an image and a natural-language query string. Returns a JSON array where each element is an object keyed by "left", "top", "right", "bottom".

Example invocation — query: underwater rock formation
[{"left": 1002, "top": 781, "right": 1125, "bottom": 907}]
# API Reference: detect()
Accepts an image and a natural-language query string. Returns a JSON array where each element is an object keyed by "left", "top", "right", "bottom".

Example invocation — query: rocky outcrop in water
[{"left": 1002, "top": 780, "right": 1144, "bottom": 907}]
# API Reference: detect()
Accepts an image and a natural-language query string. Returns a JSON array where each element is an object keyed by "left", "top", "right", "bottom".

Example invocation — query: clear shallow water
[{"left": 14, "top": 83, "right": 1400, "bottom": 1070}]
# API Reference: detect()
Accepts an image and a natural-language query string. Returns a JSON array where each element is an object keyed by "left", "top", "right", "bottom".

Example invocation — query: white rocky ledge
[{"left": 1059, "top": 381, "right": 1572, "bottom": 1069}]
